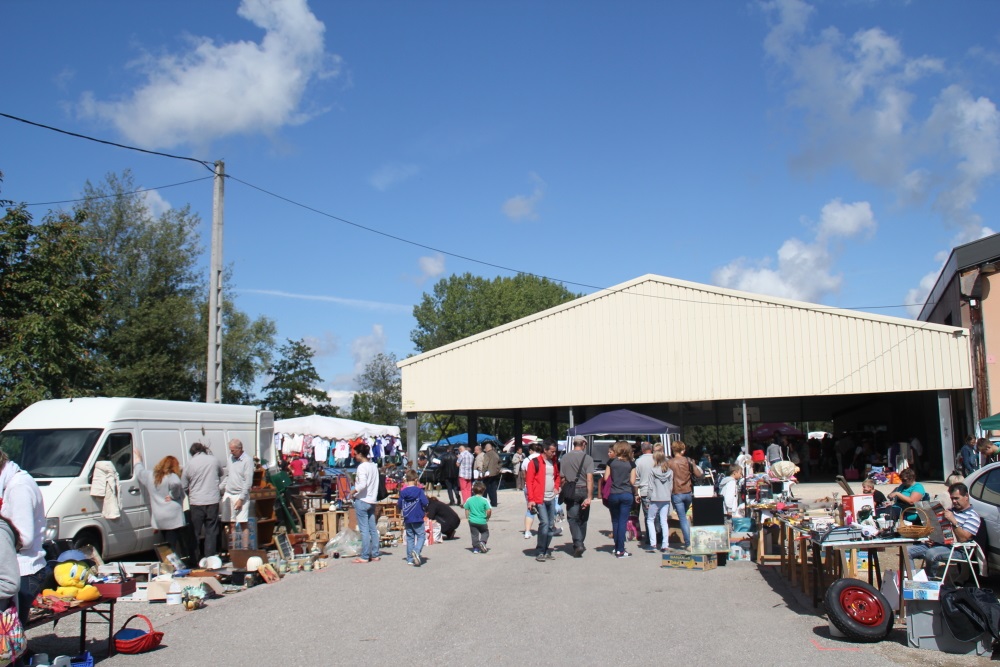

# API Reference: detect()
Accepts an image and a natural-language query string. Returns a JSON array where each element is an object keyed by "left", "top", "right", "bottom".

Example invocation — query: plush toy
[{"left": 43, "top": 560, "right": 101, "bottom": 601}]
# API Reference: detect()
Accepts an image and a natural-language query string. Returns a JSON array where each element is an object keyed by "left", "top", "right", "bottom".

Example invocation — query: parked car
[{"left": 958, "top": 461, "right": 1000, "bottom": 571}]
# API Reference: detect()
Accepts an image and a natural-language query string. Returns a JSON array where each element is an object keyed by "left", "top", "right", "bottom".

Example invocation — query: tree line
[{"left": 0, "top": 169, "right": 579, "bottom": 438}]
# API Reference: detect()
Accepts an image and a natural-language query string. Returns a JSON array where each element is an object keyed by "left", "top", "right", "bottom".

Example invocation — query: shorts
[{"left": 222, "top": 492, "right": 250, "bottom": 523}]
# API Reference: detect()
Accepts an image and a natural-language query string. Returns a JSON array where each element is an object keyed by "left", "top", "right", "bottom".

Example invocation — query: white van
[{"left": 0, "top": 397, "right": 274, "bottom": 559}]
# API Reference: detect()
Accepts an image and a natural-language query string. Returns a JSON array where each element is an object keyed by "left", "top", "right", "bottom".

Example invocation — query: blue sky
[{"left": 2, "top": 0, "right": 999, "bottom": 408}]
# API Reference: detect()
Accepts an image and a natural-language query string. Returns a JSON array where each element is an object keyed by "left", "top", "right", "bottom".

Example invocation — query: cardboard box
[
  {"left": 147, "top": 576, "right": 224, "bottom": 601},
  {"left": 229, "top": 549, "right": 268, "bottom": 570},
  {"left": 840, "top": 494, "right": 875, "bottom": 525},
  {"left": 97, "top": 562, "right": 159, "bottom": 582},
  {"left": 903, "top": 580, "right": 943, "bottom": 601},
  {"left": 94, "top": 579, "right": 137, "bottom": 598},
  {"left": 661, "top": 553, "right": 718, "bottom": 571}
]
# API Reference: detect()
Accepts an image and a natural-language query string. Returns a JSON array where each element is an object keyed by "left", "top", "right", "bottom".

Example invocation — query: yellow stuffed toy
[{"left": 43, "top": 560, "right": 101, "bottom": 601}]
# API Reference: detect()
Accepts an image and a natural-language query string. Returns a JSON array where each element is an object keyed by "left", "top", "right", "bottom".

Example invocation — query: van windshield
[{"left": 0, "top": 429, "right": 103, "bottom": 478}]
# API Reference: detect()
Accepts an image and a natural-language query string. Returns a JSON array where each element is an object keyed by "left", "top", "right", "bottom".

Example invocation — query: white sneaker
[{"left": 523, "top": 531, "right": 531, "bottom": 539}]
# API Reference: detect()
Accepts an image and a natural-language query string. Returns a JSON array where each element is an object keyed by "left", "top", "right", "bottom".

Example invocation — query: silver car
[{"left": 960, "top": 462, "right": 1000, "bottom": 570}]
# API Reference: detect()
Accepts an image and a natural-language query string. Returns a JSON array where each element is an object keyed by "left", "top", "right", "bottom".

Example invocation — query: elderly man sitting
[{"left": 906, "top": 482, "right": 981, "bottom": 579}]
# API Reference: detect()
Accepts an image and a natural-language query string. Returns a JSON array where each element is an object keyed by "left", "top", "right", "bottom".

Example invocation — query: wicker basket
[
  {"left": 114, "top": 614, "right": 163, "bottom": 654},
  {"left": 896, "top": 506, "right": 935, "bottom": 539}
]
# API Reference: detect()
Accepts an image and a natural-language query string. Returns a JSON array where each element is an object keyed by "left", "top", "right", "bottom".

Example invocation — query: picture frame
[
  {"left": 689, "top": 525, "right": 730, "bottom": 554},
  {"left": 257, "top": 563, "right": 280, "bottom": 584},
  {"left": 273, "top": 533, "right": 295, "bottom": 561}
]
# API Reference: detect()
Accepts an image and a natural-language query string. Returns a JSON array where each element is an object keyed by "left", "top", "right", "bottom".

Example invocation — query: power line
[
  {"left": 0, "top": 112, "right": 215, "bottom": 172},
  {"left": 23, "top": 176, "right": 214, "bottom": 207},
  {"left": 226, "top": 174, "right": 933, "bottom": 314},
  {"left": 0, "top": 111, "right": 934, "bottom": 314}
]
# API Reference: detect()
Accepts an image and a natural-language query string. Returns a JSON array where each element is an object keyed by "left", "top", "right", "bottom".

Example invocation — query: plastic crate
[
  {"left": 906, "top": 599, "right": 991, "bottom": 655},
  {"left": 27, "top": 652, "right": 93, "bottom": 667}
]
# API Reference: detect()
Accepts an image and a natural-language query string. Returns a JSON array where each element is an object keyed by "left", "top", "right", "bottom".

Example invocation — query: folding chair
[{"left": 941, "top": 542, "right": 986, "bottom": 587}]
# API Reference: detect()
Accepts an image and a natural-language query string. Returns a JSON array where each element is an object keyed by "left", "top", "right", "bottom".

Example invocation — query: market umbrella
[
  {"left": 751, "top": 422, "right": 804, "bottom": 440},
  {"left": 981, "top": 412, "right": 1000, "bottom": 431}
]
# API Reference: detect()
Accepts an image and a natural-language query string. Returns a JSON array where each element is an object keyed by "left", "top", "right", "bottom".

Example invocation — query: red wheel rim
[{"left": 839, "top": 586, "right": 885, "bottom": 626}]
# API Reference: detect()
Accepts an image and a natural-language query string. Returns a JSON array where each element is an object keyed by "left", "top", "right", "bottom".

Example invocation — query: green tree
[
  {"left": 350, "top": 352, "right": 401, "bottom": 427},
  {"left": 411, "top": 272, "right": 581, "bottom": 353},
  {"left": 0, "top": 205, "right": 103, "bottom": 423},
  {"left": 261, "top": 339, "right": 336, "bottom": 419},
  {"left": 74, "top": 171, "right": 204, "bottom": 400}
]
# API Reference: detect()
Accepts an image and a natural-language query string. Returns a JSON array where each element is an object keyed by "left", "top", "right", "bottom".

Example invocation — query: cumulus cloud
[
  {"left": 713, "top": 199, "right": 876, "bottom": 303},
  {"left": 324, "top": 388, "right": 355, "bottom": 410},
  {"left": 418, "top": 253, "right": 445, "bottom": 282},
  {"left": 302, "top": 331, "right": 338, "bottom": 357},
  {"left": 79, "top": 0, "right": 339, "bottom": 148},
  {"left": 370, "top": 162, "right": 421, "bottom": 191},
  {"left": 330, "top": 324, "right": 386, "bottom": 387},
  {"left": 502, "top": 172, "right": 546, "bottom": 221},
  {"left": 761, "top": 0, "right": 1000, "bottom": 311},
  {"left": 142, "top": 189, "right": 171, "bottom": 218}
]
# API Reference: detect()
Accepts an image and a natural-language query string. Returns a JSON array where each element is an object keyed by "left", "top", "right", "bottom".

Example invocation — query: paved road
[{"left": 26, "top": 484, "right": 987, "bottom": 665}]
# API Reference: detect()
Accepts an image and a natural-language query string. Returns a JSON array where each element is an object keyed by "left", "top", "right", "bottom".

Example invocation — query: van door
[{"left": 89, "top": 431, "right": 139, "bottom": 557}]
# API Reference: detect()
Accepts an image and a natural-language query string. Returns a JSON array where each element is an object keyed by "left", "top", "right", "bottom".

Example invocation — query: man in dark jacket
[
  {"left": 439, "top": 447, "right": 460, "bottom": 505},
  {"left": 481, "top": 443, "right": 502, "bottom": 507},
  {"left": 425, "top": 496, "right": 461, "bottom": 539}
]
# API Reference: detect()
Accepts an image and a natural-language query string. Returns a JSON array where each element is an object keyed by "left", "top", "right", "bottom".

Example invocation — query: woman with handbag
[
  {"left": 666, "top": 441, "right": 703, "bottom": 552},
  {"left": 134, "top": 449, "right": 193, "bottom": 566},
  {"left": 603, "top": 441, "right": 637, "bottom": 559}
]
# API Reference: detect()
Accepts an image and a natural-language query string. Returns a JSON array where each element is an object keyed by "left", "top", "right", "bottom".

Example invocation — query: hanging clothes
[{"left": 90, "top": 461, "right": 122, "bottom": 520}]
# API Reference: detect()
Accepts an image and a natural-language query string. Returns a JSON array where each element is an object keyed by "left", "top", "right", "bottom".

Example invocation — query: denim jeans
[
  {"left": 908, "top": 543, "right": 951, "bottom": 577},
  {"left": 608, "top": 492, "right": 633, "bottom": 554},
  {"left": 535, "top": 498, "right": 557, "bottom": 554},
  {"left": 671, "top": 492, "right": 694, "bottom": 547},
  {"left": 484, "top": 476, "right": 501, "bottom": 506},
  {"left": 354, "top": 499, "right": 380, "bottom": 560},
  {"left": 405, "top": 521, "right": 425, "bottom": 563},
  {"left": 19, "top": 566, "right": 49, "bottom": 625},
  {"left": 566, "top": 497, "right": 591, "bottom": 548},
  {"left": 647, "top": 500, "right": 671, "bottom": 549},
  {"left": 639, "top": 496, "right": 651, "bottom": 545}
]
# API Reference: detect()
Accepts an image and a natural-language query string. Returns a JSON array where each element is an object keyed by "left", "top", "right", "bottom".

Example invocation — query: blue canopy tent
[
  {"left": 567, "top": 409, "right": 679, "bottom": 437},
  {"left": 435, "top": 433, "right": 500, "bottom": 446}
]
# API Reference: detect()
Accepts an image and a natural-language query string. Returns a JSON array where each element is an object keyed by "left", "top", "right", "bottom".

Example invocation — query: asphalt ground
[{"left": 25, "top": 481, "right": 991, "bottom": 666}]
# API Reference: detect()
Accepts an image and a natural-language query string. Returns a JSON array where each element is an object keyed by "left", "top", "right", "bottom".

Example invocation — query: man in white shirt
[
  {"left": 222, "top": 439, "right": 255, "bottom": 549},
  {"left": 0, "top": 451, "right": 47, "bottom": 623}
]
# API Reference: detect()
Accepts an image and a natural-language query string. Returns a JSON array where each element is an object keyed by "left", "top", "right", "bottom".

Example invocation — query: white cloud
[
  {"left": 370, "top": 162, "right": 420, "bottom": 191},
  {"left": 324, "top": 388, "right": 355, "bottom": 410},
  {"left": 302, "top": 331, "right": 338, "bottom": 357},
  {"left": 238, "top": 288, "right": 411, "bottom": 313},
  {"left": 502, "top": 172, "right": 546, "bottom": 221},
  {"left": 761, "top": 0, "right": 999, "bottom": 313},
  {"left": 713, "top": 199, "right": 876, "bottom": 303},
  {"left": 417, "top": 253, "right": 445, "bottom": 282},
  {"left": 79, "top": 0, "right": 339, "bottom": 149},
  {"left": 142, "top": 189, "right": 171, "bottom": 218},
  {"left": 330, "top": 324, "right": 386, "bottom": 387}
]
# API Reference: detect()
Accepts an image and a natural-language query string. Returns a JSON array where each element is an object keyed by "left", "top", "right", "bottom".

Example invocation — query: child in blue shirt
[
  {"left": 397, "top": 470, "right": 430, "bottom": 566},
  {"left": 464, "top": 481, "right": 493, "bottom": 553}
]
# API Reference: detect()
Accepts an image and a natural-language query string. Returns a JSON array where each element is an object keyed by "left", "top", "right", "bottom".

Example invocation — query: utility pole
[{"left": 206, "top": 159, "right": 225, "bottom": 403}]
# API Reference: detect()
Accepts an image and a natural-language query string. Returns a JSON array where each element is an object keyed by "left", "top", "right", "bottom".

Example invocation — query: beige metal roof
[{"left": 399, "top": 274, "right": 972, "bottom": 413}]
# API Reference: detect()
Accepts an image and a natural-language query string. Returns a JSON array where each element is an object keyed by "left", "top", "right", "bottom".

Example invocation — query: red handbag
[{"left": 114, "top": 614, "right": 164, "bottom": 654}]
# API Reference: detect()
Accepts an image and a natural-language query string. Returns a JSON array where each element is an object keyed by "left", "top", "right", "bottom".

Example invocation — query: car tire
[
  {"left": 72, "top": 529, "right": 104, "bottom": 560},
  {"left": 824, "top": 577, "right": 893, "bottom": 642}
]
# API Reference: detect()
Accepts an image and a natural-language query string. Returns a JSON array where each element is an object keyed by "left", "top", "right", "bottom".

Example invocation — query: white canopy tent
[{"left": 273, "top": 415, "right": 400, "bottom": 441}]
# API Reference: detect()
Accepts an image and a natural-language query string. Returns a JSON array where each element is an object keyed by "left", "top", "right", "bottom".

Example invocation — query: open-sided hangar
[{"left": 399, "top": 274, "right": 973, "bottom": 478}]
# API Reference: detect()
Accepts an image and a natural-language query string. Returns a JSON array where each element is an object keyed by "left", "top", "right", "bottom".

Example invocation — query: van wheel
[{"left": 72, "top": 530, "right": 103, "bottom": 559}]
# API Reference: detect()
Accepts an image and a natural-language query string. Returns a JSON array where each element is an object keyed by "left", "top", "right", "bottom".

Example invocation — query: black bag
[
  {"left": 559, "top": 456, "right": 585, "bottom": 504},
  {"left": 376, "top": 473, "right": 389, "bottom": 501},
  {"left": 941, "top": 585, "right": 1000, "bottom": 642}
]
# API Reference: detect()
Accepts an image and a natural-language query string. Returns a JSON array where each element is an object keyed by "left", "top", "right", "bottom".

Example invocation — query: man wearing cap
[
  {"left": 221, "top": 439, "right": 255, "bottom": 549},
  {"left": 560, "top": 436, "right": 594, "bottom": 558}
]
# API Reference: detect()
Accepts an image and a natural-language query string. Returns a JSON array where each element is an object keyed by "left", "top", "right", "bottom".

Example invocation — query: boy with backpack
[
  {"left": 398, "top": 470, "right": 429, "bottom": 566},
  {"left": 464, "top": 481, "right": 492, "bottom": 553}
]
